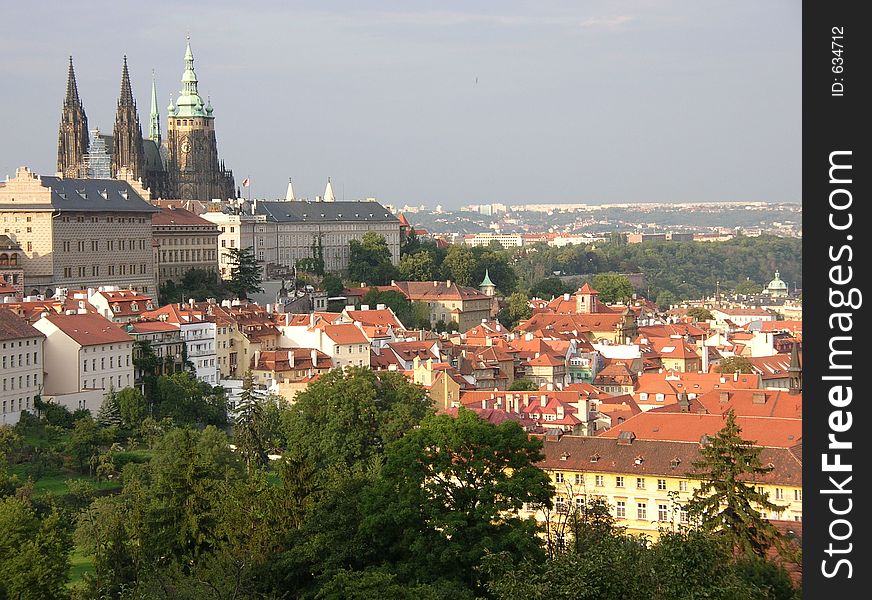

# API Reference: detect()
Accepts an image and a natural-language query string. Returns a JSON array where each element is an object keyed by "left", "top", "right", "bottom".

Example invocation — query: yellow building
[{"left": 532, "top": 434, "right": 802, "bottom": 539}]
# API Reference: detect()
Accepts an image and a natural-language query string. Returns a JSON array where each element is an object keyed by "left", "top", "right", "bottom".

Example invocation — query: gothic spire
[
  {"left": 112, "top": 56, "right": 145, "bottom": 180},
  {"left": 64, "top": 56, "right": 83, "bottom": 107},
  {"left": 57, "top": 56, "right": 89, "bottom": 177},
  {"left": 149, "top": 70, "right": 161, "bottom": 144},
  {"left": 174, "top": 36, "right": 207, "bottom": 117},
  {"left": 119, "top": 55, "right": 135, "bottom": 108}
]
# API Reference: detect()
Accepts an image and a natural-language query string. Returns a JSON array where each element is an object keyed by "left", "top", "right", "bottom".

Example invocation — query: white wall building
[
  {"left": 0, "top": 309, "right": 44, "bottom": 425},
  {"left": 32, "top": 312, "right": 134, "bottom": 415}
]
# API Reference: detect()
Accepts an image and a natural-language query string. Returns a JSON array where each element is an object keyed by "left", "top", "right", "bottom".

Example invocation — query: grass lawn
[
  {"left": 68, "top": 546, "right": 95, "bottom": 589},
  {"left": 9, "top": 465, "right": 123, "bottom": 496}
]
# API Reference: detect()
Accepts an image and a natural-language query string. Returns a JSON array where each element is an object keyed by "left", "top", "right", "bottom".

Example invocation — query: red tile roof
[
  {"left": 0, "top": 308, "right": 44, "bottom": 341},
  {"left": 41, "top": 312, "right": 132, "bottom": 346}
]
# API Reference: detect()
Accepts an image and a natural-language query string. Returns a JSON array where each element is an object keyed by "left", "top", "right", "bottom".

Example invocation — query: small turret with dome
[{"left": 766, "top": 270, "right": 789, "bottom": 298}]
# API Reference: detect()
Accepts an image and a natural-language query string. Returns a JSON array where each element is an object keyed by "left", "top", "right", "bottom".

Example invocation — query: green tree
[
  {"left": 97, "top": 386, "right": 122, "bottom": 428},
  {"left": 224, "top": 246, "right": 263, "bottom": 299},
  {"left": 687, "top": 307, "right": 715, "bottom": 321},
  {"left": 509, "top": 378, "right": 538, "bottom": 391},
  {"left": 117, "top": 387, "right": 147, "bottom": 429},
  {"left": 530, "top": 277, "right": 569, "bottom": 299},
  {"left": 380, "top": 408, "right": 554, "bottom": 591},
  {"left": 498, "top": 292, "right": 532, "bottom": 328},
  {"left": 686, "top": 410, "right": 783, "bottom": 558},
  {"left": 67, "top": 415, "right": 111, "bottom": 475},
  {"left": 153, "top": 372, "right": 228, "bottom": 426},
  {"left": 321, "top": 273, "right": 345, "bottom": 297},
  {"left": 442, "top": 245, "right": 476, "bottom": 286},
  {"left": 234, "top": 371, "right": 268, "bottom": 471},
  {"left": 348, "top": 231, "right": 398, "bottom": 285},
  {"left": 398, "top": 250, "right": 437, "bottom": 281},
  {"left": 0, "top": 496, "right": 72, "bottom": 600},
  {"left": 591, "top": 272, "right": 635, "bottom": 304},
  {"left": 715, "top": 356, "right": 756, "bottom": 374},
  {"left": 736, "top": 279, "right": 764, "bottom": 295},
  {"left": 282, "top": 368, "right": 433, "bottom": 473}
]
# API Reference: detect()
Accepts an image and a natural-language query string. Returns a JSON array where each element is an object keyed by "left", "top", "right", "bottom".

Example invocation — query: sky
[{"left": 0, "top": 1, "right": 801, "bottom": 208}]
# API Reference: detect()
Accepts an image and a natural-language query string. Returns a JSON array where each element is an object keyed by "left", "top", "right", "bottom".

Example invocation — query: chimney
[
  {"left": 433, "top": 281, "right": 438, "bottom": 287},
  {"left": 361, "top": 304, "right": 370, "bottom": 311},
  {"left": 311, "top": 349, "right": 318, "bottom": 366},
  {"left": 616, "top": 431, "right": 635, "bottom": 445},
  {"left": 482, "top": 398, "right": 488, "bottom": 409},
  {"left": 540, "top": 395, "right": 547, "bottom": 407},
  {"left": 563, "top": 293, "right": 570, "bottom": 301},
  {"left": 752, "top": 391, "right": 766, "bottom": 405},
  {"left": 254, "top": 350, "right": 260, "bottom": 368},
  {"left": 719, "top": 391, "right": 730, "bottom": 404},
  {"left": 733, "top": 371, "right": 739, "bottom": 381},
  {"left": 446, "top": 280, "right": 451, "bottom": 287},
  {"left": 377, "top": 303, "right": 385, "bottom": 311}
]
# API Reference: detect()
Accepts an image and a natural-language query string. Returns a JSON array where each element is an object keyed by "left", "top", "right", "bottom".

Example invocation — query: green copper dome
[
  {"left": 767, "top": 270, "right": 787, "bottom": 291},
  {"left": 173, "top": 38, "right": 210, "bottom": 118},
  {"left": 480, "top": 269, "right": 496, "bottom": 287}
]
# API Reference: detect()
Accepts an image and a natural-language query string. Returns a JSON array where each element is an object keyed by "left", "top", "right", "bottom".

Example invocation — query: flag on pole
[{"left": 242, "top": 177, "right": 250, "bottom": 187}]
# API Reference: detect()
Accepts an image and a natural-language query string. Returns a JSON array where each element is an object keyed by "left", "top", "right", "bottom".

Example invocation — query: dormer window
[
  {"left": 112, "top": 304, "right": 121, "bottom": 313},
  {"left": 670, "top": 458, "right": 681, "bottom": 469},
  {"left": 589, "top": 453, "right": 600, "bottom": 463},
  {"left": 131, "top": 303, "right": 138, "bottom": 312},
  {"left": 634, "top": 456, "right": 644, "bottom": 465}
]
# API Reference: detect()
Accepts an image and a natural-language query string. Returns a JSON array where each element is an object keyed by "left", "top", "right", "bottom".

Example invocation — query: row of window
[
  {"left": 161, "top": 249, "right": 216, "bottom": 263},
  {"left": 2, "top": 373, "right": 40, "bottom": 391},
  {"left": 1, "top": 351, "right": 39, "bottom": 368},
  {"left": 60, "top": 216, "right": 147, "bottom": 224},
  {"left": 553, "top": 472, "right": 803, "bottom": 502},
  {"left": 82, "top": 374, "right": 131, "bottom": 389},
  {"left": 1, "top": 396, "right": 32, "bottom": 414},
  {"left": 63, "top": 264, "right": 149, "bottom": 278},
  {"left": 83, "top": 355, "right": 131, "bottom": 372},
  {"left": 62, "top": 239, "right": 148, "bottom": 252}
]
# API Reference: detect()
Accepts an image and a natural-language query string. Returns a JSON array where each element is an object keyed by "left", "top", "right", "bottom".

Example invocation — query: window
[
  {"left": 595, "top": 475, "right": 604, "bottom": 487},
  {"left": 658, "top": 503, "right": 669, "bottom": 522},
  {"left": 615, "top": 476, "right": 624, "bottom": 488},
  {"left": 657, "top": 479, "right": 667, "bottom": 491},
  {"left": 574, "top": 474, "right": 583, "bottom": 486},
  {"left": 775, "top": 488, "right": 784, "bottom": 500},
  {"left": 555, "top": 472, "right": 564, "bottom": 484},
  {"left": 637, "top": 502, "right": 647, "bottom": 520},
  {"left": 616, "top": 501, "right": 626, "bottom": 519},
  {"left": 679, "top": 480, "right": 688, "bottom": 492},
  {"left": 794, "top": 489, "right": 802, "bottom": 501},
  {"left": 636, "top": 478, "right": 645, "bottom": 490}
]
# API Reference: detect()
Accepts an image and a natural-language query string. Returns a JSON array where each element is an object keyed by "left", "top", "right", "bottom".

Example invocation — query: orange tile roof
[
  {"left": 0, "top": 308, "right": 44, "bottom": 341},
  {"left": 599, "top": 412, "right": 801, "bottom": 448},
  {"left": 152, "top": 206, "right": 218, "bottom": 226},
  {"left": 42, "top": 312, "right": 132, "bottom": 346},
  {"left": 322, "top": 323, "right": 369, "bottom": 345}
]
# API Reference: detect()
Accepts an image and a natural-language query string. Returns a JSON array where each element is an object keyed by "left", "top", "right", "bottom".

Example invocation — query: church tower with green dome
[
  {"left": 765, "top": 270, "right": 789, "bottom": 298},
  {"left": 165, "top": 37, "right": 235, "bottom": 201}
]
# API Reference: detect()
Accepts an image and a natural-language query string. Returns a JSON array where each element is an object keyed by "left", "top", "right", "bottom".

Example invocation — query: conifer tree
[
  {"left": 97, "top": 385, "right": 122, "bottom": 428},
  {"left": 686, "top": 410, "right": 783, "bottom": 557},
  {"left": 233, "top": 370, "right": 267, "bottom": 471}
]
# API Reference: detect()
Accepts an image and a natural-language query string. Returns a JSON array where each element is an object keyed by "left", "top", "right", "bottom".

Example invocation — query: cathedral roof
[
  {"left": 173, "top": 38, "right": 209, "bottom": 118},
  {"left": 255, "top": 200, "right": 399, "bottom": 223}
]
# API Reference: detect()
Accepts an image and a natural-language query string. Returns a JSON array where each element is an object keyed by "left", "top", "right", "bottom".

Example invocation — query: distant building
[
  {"left": 765, "top": 270, "right": 790, "bottom": 298},
  {"left": 202, "top": 199, "right": 400, "bottom": 277},
  {"left": 0, "top": 235, "right": 24, "bottom": 297},
  {"left": 464, "top": 233, "right": 523, "bottom": 249}
]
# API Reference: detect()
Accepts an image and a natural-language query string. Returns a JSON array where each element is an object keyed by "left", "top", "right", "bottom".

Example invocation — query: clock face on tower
[{"left": 181, "top": 138, "right": 192, "bottom": 154}]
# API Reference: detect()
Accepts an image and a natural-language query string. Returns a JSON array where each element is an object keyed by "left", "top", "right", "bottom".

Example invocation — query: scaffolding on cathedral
[{"left": 82, "top": 128, "right": 111, "bottom": 178}]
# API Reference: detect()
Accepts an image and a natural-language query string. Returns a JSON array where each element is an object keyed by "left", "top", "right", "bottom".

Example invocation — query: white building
[
  {"left": 32, "top": 312, "right": 134, "bottom": 414},
  {"left": 181, "top": 319, "right": 219, "bottom": 385},
  {"left": 0, "top": 308, "right": 44, "bottom": 425}
]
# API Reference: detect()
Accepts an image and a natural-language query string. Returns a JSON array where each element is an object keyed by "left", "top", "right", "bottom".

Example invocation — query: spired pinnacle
[
  {"left": 119, "top": 56, "right": 135, "bottom": 107},
  {"left": 149, "top": 71, "right": 161, "bottom": 143},
  {"left": 65, "top": 56, "right": 82, "bottom": 106}
]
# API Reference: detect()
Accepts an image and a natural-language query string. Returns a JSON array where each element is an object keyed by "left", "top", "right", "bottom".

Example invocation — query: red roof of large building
[
  {"left": 598, "top": 412, "right": 801, "bottom": 448},
  {"left": 152, "top": 206, "right": 218, "bottom": 227},
  {"left": 0, "top": 308, "right": 44, "bottom": 341}
]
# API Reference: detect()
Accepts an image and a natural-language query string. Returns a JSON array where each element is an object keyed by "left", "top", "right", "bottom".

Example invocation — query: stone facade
[
  {"left": 0, "top": 167, "right": 158, "bottom": 295},
  {"left": 152, "top": 206, "right": 220, "bottom": 286}
]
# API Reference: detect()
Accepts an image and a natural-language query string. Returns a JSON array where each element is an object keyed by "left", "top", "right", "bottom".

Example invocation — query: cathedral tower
[
  {"left": 57, "top": 57, "right": 89, "bottom": 177},
  {"left": 166, "top": 38, "right": 235, "bottom": 200},
  {"left": 111, "top": 56, "right": 146, "bottom": 181}
]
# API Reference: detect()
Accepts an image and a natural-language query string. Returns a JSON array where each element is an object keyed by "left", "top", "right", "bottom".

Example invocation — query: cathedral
[{"left": 56, "top": 39, "right": 236, "bottom": 201}]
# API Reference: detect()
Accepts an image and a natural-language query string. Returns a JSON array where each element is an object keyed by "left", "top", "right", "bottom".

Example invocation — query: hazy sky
[{"left": 0, "top": 1, "right": 800, "bottom": 208}]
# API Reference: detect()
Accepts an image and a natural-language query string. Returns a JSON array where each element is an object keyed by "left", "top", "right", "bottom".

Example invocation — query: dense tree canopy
[
  {"left": 224, "top": 246, "right": 264, "bottom": 299},
  {"left": 348, "top": 231, "right": 398, "bottom": 285}
]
